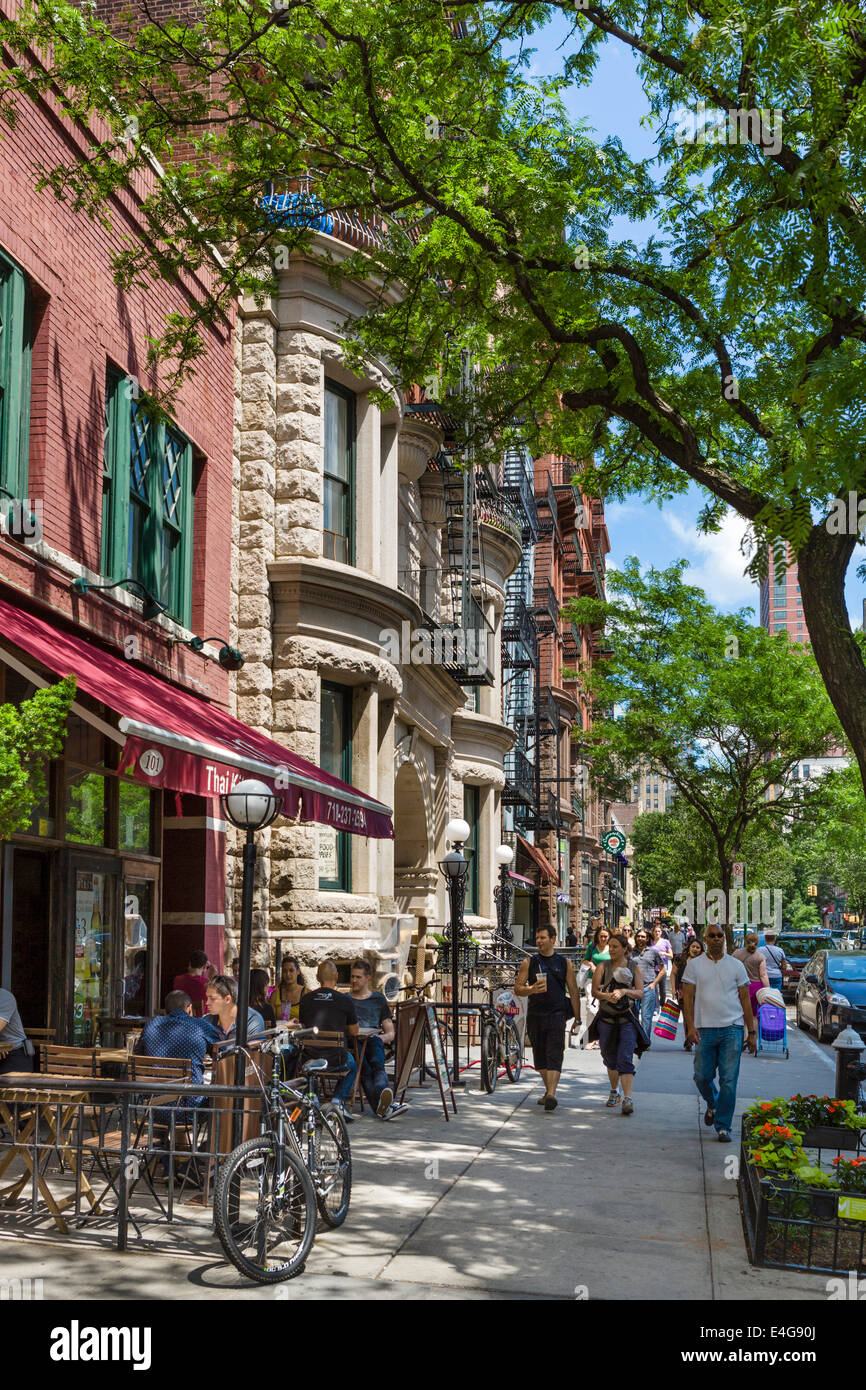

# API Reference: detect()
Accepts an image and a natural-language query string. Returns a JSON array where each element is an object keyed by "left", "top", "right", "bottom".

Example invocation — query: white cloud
[{"left": 663, "top": 510, "right": 757, "bottom": 610}]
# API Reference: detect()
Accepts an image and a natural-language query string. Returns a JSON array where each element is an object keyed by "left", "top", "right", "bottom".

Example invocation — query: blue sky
[{"left": 518, "top": 17, "right": 866, "bottom": 626}]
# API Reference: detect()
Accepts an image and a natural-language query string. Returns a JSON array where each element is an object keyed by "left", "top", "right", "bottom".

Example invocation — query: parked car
[
  {"left": 796, "top": 949, "right": 866, "bottom": 1042},
  {"left": 773, "top": 931, "right": 834, "bottom": 1001}
]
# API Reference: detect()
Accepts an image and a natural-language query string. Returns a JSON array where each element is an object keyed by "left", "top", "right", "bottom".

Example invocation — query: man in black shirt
[
  {"left": 298, "top": 961, "right": 359, "bottom": 1118},
  {"left": 515, "top": 924, "right": 582, "bottom": 1111}
]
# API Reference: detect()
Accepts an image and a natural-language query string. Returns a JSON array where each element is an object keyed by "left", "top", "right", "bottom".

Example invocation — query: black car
[
  {"left": 796, "top": 950, "right": 866, "bottom": 1042},
  {"left": 774, "top": 932, "right": 834, "bottom": 1001}
]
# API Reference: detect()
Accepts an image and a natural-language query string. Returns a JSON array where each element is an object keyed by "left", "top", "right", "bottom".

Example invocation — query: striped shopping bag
[{"left": 653, "top": 998, "right": 681, "bottom": 1040}]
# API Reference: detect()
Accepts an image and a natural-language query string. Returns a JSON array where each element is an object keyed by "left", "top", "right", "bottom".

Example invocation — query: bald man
[{"left": 297, "top": 961, "right": 359, "bottom": 1119}]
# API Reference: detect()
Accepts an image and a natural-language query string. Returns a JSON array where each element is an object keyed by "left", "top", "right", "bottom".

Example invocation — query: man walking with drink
[
  {"left": 515, "top": 924, "right": 582, "bottom": 1111},
  {"left": 681, "top": 923, "right": 757, "bottom": 1144}
]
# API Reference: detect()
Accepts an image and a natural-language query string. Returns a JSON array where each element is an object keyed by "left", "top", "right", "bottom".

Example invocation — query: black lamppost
[
  {"left": 439, "top": 818, "right": 470, "bottom": 1088},
  {"left": 494, "top": 843, "right": 514, "bottom": 957},
  {"left": 221, "top": 779, "right": 279, "bottom": 1106}
]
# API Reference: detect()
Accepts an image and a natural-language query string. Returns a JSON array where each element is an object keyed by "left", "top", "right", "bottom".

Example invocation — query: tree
[
  {"left": 5, "top": 1, "right": 866, "bottom": 788},
  {"left": 794, "top": 765, "right": 866, "bottom": 925},
  {"left": 569, "top": 559, "right": 842, "bottom": 936},
  {"left": 630, "top": 798, "right": 801, "bottom": 914},
  {"left": 0, "top": 677, "right": 77, "bottom": 841}
]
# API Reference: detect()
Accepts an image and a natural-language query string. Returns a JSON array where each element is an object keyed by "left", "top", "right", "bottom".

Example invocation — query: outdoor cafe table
[
  {"left": 0, "top": 1074, "right": 102, "bottom": 1233},
  {"left": 349, "top": 1027, "right": 378, "bottom": 1114}
]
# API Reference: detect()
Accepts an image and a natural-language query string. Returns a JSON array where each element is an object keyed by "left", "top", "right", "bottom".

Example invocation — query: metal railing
[
  {"left": 503, "top": 746, "right": 535, "bottom": 806},
  {"left": 533, "top": 579, "right": 559, "bottom": 634},
  {"left": 0, "top": 1074, "right": 256, "bottom": 1251}
]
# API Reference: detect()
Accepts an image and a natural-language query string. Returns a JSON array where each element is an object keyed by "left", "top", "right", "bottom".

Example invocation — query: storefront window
[
  {"left": 72, "top": 868, "right": 115, "bottom": 1046},
  {"left": 65, "top": 768, "right": 107, "bottom": 846},
  {"left": 118, "top": 779, "right": 152, "bottom": 853},
  {"left": 64, "top": 714, "right": 106, "bottom": 767}
]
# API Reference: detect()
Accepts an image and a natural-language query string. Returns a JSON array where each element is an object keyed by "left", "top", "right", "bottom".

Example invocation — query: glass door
[
  {"left": 121, "top": 868, "right": 158, "bottom": 1020},
  {"left": 70, "top": 861, "right": 120, "bottom": 1046}
]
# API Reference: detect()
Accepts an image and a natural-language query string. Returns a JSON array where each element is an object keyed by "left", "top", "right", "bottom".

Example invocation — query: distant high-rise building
[
  {"left": 758, "top": 548, "right": 806, "bottom": 641},
  {"left": 627, "top": 760, "right": 676, "bottom": 815}
]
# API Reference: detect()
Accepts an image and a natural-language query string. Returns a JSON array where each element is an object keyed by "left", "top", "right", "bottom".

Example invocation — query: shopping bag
[{"left": 653, "top": 997, "right": 681, "bottom": 1040}]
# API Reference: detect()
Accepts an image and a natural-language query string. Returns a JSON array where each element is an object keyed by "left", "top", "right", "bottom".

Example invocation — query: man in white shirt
[{"left": 681, "top": 925, "right": 757, "bottom": 1144}]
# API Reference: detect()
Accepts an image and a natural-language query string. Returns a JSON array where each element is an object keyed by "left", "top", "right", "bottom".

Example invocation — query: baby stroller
[{"left": 755, "top": 995, "right": 789, "bottom": 1059}]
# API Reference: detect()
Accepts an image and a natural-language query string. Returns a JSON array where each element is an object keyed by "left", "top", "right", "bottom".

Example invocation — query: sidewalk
[{"left": 0, "top": 1015, "right": 840, "bottom": 1300}]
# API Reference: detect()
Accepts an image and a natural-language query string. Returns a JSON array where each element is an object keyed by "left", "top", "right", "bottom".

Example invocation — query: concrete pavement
[{"left": 0, "top": 1010, "right": 840, "bottom": 1299}]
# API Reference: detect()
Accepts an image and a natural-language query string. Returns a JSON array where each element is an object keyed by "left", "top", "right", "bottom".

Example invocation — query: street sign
[{"left": 601, "top": 829, "right": 626, "bottom": 855}]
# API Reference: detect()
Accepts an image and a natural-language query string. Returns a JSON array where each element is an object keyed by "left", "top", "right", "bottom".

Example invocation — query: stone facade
[{"left": 228, "top": 237, "right": 520, "bottom": 984}]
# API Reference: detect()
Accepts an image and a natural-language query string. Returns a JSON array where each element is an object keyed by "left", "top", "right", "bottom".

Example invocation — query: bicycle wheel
[
  {"left": 504, "top": 1021, "right": 523, "bottom": 1083},
  {"left": 313, "top": 1104, "right": 352, "bottom": 1229},
  {"left": 214, "top": 1136, "right": 316, "bottom": 1284},
  {"left": 480, "top": 1021, "right": 499, "bottom": 1094}
]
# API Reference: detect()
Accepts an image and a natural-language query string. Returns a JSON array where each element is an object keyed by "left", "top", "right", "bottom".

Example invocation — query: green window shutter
[
  {"left": 0, "top": 250, "right": 30, "bottom": 498},
  {"left": 138, "top": 416, "right": 162, "bottom": 602},
  {"left": 177, "top": 438, "right": 193, "bottom": 627},
  {"left": 102, "top": 369, "right": 131, "bottom": 579}
]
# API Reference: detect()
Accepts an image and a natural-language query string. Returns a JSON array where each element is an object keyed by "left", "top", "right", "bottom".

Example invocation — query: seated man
[
  {"left": 0, "top": 986, "right": 31, "bottom": 1075},
  {"left": 298, "top": 961, "right": 358, "bottom": 1121},
  {"left": 348, "top": 959, "right": 406, "bottom": 1120},
  {"left": 202, "top": 974, "right": 265, "bottom": 1052},
  {"left": 136, "top": 989, "right": 209, "bottom": 1083}
]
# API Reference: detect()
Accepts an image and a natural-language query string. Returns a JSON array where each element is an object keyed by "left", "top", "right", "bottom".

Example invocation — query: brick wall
[{"left": 0, "top": 11, "right": 235, "bottom": 703}]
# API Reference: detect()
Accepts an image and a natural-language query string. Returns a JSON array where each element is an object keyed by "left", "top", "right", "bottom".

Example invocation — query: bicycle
[
  {"left": 478, "top": 992, "right": 523, "bottom": 1094},
  {"left": 214, "top": 1027, "right": 352, "bottom": 1283}
]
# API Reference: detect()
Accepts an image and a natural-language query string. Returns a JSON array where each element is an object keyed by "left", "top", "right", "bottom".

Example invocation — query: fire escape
[
  {"left": 402, "top": 375, "right": 521, "bottom": 687},
  {"left": 501, "top": 446, "right": 539, "bottom": 825}
]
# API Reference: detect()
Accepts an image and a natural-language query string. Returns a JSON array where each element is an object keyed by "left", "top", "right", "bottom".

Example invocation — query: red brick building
[
  {"left": 0, "top": 12, "right": 237, "bottom": 1044},
  {"left": 533, "top": 456, "right": 610, "bottom": 939}
]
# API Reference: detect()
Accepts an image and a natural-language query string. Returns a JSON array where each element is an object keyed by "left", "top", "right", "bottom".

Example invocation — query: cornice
[
  {"left": 451, "top": 712, "right": 517, "bottom": 755},
  {"left": 269, "top": 559, "right": 422, "bottom": 631}
]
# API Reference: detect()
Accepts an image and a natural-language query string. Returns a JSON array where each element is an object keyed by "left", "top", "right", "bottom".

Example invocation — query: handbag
[{"left": 653, "top": 998, "right": 681, "bottom": 1040}]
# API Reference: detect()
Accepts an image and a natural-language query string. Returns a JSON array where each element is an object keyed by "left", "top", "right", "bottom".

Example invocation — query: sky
[{"left": 518, "top": 16, "right": 866, "bottom": 627}]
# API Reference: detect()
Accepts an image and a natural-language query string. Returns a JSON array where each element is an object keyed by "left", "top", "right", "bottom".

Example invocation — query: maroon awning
[
  {"left": 0, "top": 598, "right": 393, "bottom": 839},
  {"left": 516, "top": 834, "right": 558, "bottom": 884}
]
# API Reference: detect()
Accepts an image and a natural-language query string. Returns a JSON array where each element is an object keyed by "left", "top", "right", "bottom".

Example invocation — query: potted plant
[
  {"left": 789, "top": 1095, "right": 864, "bottom": 1150},
  {"left": 833, "top": 1155, "right": 866, "bottom": 1195}
]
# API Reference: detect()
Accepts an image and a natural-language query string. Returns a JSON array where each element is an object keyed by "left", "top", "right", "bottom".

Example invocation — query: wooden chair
[
  {"left": 296, "top": 1031, "right": 349, "bottom": 1103},
  {"left": 40, "top": 1045, "right": 99, "bottom": 1077},
  {"left": 83, "top": 1055, "right": 198, "bottom": 1216},
  {"left": 22, "top": 1027, "right": 55, "bottom": 1072}
]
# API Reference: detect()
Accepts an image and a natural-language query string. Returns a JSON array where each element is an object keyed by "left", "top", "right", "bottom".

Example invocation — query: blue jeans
[
  {"left": 360, "top": 1037, "right": 390, "bottom": 1110},
  {"left": 693, "top": 1026, "right": 744, "bottom": 1133},
  {"left": 640, "top": 986, "right": 658, "bottom": 1038},
  {"left": 767, "top": 973, "right": 783, "bottom": 994}
]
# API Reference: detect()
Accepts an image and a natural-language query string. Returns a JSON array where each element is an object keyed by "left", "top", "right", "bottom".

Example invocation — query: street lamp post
[
  {"left": 439, "top": 818, "right": 470, "bottom": 1089},
  {"left": 494, "top": 844, "right": 514, "bottom": 958},
  {"left": 221, "top": 780, "right": 279, "bottom": 1118}
]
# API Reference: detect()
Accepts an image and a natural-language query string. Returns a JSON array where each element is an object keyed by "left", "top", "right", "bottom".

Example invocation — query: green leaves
[
  {"left": 0, "top": 676, "right": 76, "bottom": 842},
  {"left": 567, "top": 558, "right": 843, "bottom": 893}
]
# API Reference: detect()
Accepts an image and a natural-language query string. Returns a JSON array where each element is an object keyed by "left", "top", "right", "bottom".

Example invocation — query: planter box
[
  {"left": 802, "top": 1126, "right": 861, "bottom": 1151},
  {"left": 739, "top": 1124, "right": 866, "bottom": 1275}
]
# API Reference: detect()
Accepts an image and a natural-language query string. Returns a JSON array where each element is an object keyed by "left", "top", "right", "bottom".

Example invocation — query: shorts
[
  {"left": 527, "top": 1012, "right": 567, "bottom": 1072},
  {"left": 596, "top": 1017, "right": 637, "bottom": 1076}
]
